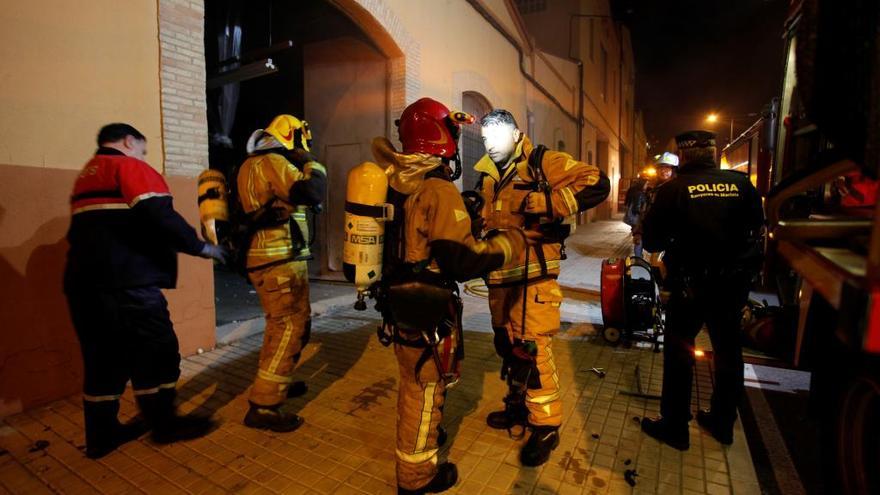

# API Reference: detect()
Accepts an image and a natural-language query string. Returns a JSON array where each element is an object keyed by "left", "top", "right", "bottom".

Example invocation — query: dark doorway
[
  {"left": 205, "top": 0, "right": 392, "bottom": 334},
  {"left": 460, "top": 91, "right": 493, "bottom": 191}
]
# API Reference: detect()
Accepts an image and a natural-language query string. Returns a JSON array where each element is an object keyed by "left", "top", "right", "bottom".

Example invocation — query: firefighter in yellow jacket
[
  {"left": 476, "top": 109, "right": 610, "bottom": 466},
  {"left": 236, "top": 114, "right": 326, "bottom": 431},
  {"left": 375, "top": 98, "right": 528, "bottom": 494}
]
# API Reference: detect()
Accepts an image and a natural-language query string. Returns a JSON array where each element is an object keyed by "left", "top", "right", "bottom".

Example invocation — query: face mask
[{"left": 481, "top": 123, "right": 519, "bottom": 167}]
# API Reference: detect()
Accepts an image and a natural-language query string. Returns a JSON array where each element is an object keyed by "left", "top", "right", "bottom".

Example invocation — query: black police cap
[{"left": 675, "top": 130, "right": 716, "bottom": 150}]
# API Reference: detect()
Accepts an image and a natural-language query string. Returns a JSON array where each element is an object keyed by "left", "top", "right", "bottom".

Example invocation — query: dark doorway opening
[{"left": 204, "top": 0, "right": 392, "bottom": 335}]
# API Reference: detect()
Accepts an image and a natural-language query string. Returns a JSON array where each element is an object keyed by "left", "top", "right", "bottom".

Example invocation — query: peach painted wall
[
  {"left": 0, "top": 1, "right": 163, "bottom": 172},
  {"left": 0, "top": 165, "right": 213, "bottom": 417}
]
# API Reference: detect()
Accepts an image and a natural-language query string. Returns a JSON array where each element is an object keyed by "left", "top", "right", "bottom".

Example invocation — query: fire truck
[{"left": 733, "top": 0, "right": 880, "bottom": 491}]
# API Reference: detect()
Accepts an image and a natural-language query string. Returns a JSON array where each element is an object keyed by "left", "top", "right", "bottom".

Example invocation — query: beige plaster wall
[
  {"left": 0, "top": 0, "right": 163, "bottom": 172},
  {"left": 0, "top": 164, "right": 214, "bottom": 417},
  {"left": 384, "top": 0, "right": 528, "bottom": 124}
]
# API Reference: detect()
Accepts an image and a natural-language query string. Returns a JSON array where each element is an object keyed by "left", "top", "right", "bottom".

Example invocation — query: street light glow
[{"left": 706, "top": 113, "right": 719, "bottom": 124}]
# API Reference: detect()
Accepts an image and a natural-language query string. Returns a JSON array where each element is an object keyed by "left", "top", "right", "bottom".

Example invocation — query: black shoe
[
  {"left": 696, "top": 409, "right": 733, "bottom": 445},
  {"left": 286, "top": 381, "right": 308, "bottom": 398},
  {"left": 243, "top": 404, "right": 304, "bottom": 432},
  {"left": 437, "top": 426, "right": 447, "bottom": 447},
  {"left": 486, "top": 397, "right": 529, "bottom": 430},
  {"left": 151, "top": 415, "right": 216, "bottom": 444},
  {"left": 520, "top": 426, "right": 559, "bottom": 467},
  {"left": 640, "top": 417, "right": 689, "bottom": 451},
  {"left": 85, "top": 418, "right": 149, "bottom": 459},
  {"left": 398, "top": 462, "right": 458, "bottom": 494}
]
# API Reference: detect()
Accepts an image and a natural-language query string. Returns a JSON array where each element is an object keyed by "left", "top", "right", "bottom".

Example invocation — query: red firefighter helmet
[{"left": 397, "top": 97, "right": 475, "bottom": 158}]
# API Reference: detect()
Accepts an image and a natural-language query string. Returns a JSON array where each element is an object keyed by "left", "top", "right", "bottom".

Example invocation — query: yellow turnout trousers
[
  {"left": 394, "top": 340, "right": 446, "bottom": 491},
  {"left": 247, "top": 260, "right": 311, "bottom": 406},
  {"left": 489, "top": 278, "right": 563, "bottom": 427}
]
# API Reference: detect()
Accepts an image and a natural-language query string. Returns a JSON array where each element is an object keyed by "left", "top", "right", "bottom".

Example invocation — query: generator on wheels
[{"left": 600, "top": 256, "right": 663, "bottom": 351}]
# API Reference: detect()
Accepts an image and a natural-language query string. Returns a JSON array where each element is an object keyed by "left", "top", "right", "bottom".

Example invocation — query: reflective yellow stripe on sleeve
[{"left": 560, "top": 187, "right": 578, "bottom": 215}]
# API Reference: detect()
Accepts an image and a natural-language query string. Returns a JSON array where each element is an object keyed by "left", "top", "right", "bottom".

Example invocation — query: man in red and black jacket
[{"left": 64, "top": 123, "right": 227, "bottom": 459}]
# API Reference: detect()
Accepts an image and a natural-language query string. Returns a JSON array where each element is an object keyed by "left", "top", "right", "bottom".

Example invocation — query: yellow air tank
[
  {"left": 197, "top": 169, "right": 229, "bottom": 245},
  {"left": 344, "top": 161, "right": 393, "bottom": 309}
]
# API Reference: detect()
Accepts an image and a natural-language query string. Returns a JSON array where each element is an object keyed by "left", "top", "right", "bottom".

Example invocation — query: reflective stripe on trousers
[
  {"left": 394, "top": 343, "right": 446, "bottom": 491},
  {"left": 489, "top": 279, "right": 564, "bottom": 427},
  {"left": 248, "top": 260, "right": 311, "bottom": 406}
]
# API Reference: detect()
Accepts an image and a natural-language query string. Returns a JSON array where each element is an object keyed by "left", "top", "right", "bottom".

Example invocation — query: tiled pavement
[{"left": 0, "top": 222, "right": 762, "bottom": 494}]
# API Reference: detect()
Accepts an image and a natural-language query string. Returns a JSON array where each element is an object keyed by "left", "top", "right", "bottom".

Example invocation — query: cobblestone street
[{"left": 0, "top": 222, "right": 761, "bottom": 494}]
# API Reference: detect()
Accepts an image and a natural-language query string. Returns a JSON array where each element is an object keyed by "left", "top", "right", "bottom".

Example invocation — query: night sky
[{"left": 621, "top": 0, "right": 790, "bottom": 152}]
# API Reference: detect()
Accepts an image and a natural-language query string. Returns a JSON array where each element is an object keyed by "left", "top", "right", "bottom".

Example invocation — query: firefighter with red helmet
[
  {"left": 374, "top": 98, "right": 527, "bottom": 494},
  {"left": 236, "top": 114, "right": 327, "bottom": 431},
  {"left": 475, "top": 109, "right": 610, "bottom": 466}
]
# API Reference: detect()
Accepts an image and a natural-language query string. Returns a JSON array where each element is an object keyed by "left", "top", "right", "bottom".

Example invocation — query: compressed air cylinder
[
  {"left": 343, "top": 162, "right": 389, "bottom": 292},
  {"left": 197, "top": 169, "right": 229, "bottom": 245}
]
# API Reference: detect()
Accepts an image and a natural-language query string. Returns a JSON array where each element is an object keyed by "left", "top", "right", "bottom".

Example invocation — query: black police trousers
[
  {"left": 66, "top": 287, "right": 181, "bottom": 448},
  {"left": 660, "top": 273, "right": 751, "bottom": 429}
]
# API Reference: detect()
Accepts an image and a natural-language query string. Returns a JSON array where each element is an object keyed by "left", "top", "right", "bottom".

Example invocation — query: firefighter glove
[
  {"left": 523, "top": 192, "right": 548, "bottom": 215},
  {"left": 199, "top": 243, "right": 230, "bottom": 265}
]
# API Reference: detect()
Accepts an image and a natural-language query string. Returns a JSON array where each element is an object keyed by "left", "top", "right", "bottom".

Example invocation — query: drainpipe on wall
[
  {"left": 464, "top": 0, "right": 578, "bottom": 139},
  {"left": 567, "top": 13, "right": 618, "bottom": 164},
  {"left": 618, "top": 21, "right": 625, "bottom": 180}
]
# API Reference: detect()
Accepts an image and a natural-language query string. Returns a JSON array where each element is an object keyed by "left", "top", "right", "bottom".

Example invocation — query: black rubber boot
[
  {"left": 397, "top": 462, "right": 458, "bottom": 494},
  {"left": 486, "top": 395, "right": 529, "bottom": 430},
  {"left": 286, "top": 381, "right": 308, "bottom": 398},
  {"left": 83, "top": 400, "right": 148, "bottom": 459},
  {"left": 520, "top": 425, "right": 560, "bottom": 467},
  {"left": 696, "top": 409, "right": 733, "bottom": 445},
  {"left": 641, "top": 416, "right": 689, "bottom": 450},
  {"left": 137, "top": 388, "right": 215, "bottom": 444},
  {"left": 244, "top": 402, "right": 304, "bottom": 433}
]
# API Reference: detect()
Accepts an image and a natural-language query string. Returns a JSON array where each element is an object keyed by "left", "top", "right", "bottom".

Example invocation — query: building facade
[
  {"left": 0, "top": 0, "right": 640, "bottom": 414},
  {"left": 515, "top": 0, "right": 646, "bottom": 217}
]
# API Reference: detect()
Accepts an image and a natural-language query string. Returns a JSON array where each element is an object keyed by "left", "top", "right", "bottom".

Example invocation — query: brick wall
[
  {"left": 341, "top": 0, "right": 420, "bottom": 139},
  {"left": 158, "top": 0, "right": 208, "bottom": 178}
]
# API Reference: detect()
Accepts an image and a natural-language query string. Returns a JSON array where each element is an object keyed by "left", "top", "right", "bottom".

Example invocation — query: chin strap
[{"left": 448, "top": 152, "right": 463, "bottom": 181}]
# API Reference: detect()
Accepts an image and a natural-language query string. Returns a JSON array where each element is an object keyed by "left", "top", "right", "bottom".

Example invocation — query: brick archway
[
  {"left": 329, "top": 0, "right": 421, "bottom": 141},
  {"left": 156, "top": 0, "right": 420, "bottom": 177}
]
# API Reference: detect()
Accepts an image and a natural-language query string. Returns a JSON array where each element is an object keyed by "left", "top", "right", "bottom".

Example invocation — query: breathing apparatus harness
[
  {"left": 373, "top": 166, "right": 465, "bottom": 389},
  {"left": 223, "top": 146, "right": 322, "bottom": 276}
]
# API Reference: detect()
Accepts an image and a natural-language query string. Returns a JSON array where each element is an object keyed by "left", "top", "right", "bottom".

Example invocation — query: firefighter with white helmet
[
  {"left": 368, "top": 97, "right": 527, "bottom": 494},
  {"left": 655, "top": 151, "right": 680, "bottom": 183},
  {"left": 236, "top": 114, "right": 327, "bottom": 431}
]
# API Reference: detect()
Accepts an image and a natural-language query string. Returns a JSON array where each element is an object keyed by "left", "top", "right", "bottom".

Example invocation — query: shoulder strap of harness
[{"left": 528, "top": 144, "right": 554, "bottom": 216}]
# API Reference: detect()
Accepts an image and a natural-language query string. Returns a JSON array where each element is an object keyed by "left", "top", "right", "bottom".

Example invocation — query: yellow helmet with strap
[{"left": 264, "top": 114, "right": 312, "bottom": 151}]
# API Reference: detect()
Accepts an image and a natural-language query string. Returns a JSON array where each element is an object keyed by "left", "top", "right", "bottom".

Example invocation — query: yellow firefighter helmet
[{"left": 264, "top": 114, "right": 313, "bottom": 151}]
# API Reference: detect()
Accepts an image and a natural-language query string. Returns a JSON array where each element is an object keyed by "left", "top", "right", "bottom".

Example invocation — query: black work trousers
[
  {"left": 660, "top": 273, "right": 751, "bottom": 429},
  {"left": 66, "top": 287, "right": 181, "bottom": 447}
]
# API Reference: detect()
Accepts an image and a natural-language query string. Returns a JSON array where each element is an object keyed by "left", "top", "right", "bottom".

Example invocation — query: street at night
[{"left": 1, "top": 1, "right": 878, "bottom": 494}]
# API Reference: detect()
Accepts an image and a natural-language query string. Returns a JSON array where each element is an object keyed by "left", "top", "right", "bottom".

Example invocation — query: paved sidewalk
[{"left": 0, "top": 221, "right": 761, "bottom": 494}]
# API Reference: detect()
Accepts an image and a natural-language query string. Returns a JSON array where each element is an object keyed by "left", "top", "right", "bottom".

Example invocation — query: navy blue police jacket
[{"left": 641, "top": 158, "right": 764, "bottom": 276}]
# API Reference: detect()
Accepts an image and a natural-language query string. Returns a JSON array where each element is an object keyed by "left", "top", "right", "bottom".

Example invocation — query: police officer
[
  {"left": 640, "top": 130, "right": 764, "bottom": 449},
  {"left": 476, "top": 110, "right": 610, "bottom": 466},
  {"left": 236, "top": 115, "right": 326, "bottom": 432},
  {"left": 65, "top": 123, "right": 227, "bottom": 458},
  {"left": 375, "top": 98, "right": 528, "bottom": 494}
]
